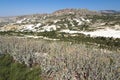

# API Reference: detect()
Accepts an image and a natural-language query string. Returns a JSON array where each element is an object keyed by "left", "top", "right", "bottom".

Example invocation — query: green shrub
[{"left": 0, "top": 54, "right": 42, "bottom": 80}]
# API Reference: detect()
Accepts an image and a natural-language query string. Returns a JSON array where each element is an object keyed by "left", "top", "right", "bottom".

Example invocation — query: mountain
[
  {"left": 53, "top": 8, "right": 101, "bottom": 16},
  {"left": 100, "top": 10, "right": 120, "bottom": 14},
  {"left": 0, "top": 8, "right": 120, "bottom": 38},
  {"left": 0, "top": 9, "right": 100, "bottom": 31}
]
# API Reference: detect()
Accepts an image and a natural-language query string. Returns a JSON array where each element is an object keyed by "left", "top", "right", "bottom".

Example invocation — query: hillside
[
  {"left": 0, "top": 9, "right": 120, "bottom": 39},
  {"left": 0, "top": 8, "right": 120, "bottom": 80}
]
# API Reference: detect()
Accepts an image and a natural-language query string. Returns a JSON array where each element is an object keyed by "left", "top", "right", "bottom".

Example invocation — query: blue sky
[{"left": 0, "top": 0, "right": 120, "bottom": 16}]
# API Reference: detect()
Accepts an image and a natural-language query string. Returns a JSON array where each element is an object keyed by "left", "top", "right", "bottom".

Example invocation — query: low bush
[{"left": 0, "top": 54, "right": 42, "bottom": 80}]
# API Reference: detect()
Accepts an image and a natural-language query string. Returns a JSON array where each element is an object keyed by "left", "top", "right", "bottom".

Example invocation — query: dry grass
[{"left": 0, "top": 36, "right": 120, "bottom": 80}]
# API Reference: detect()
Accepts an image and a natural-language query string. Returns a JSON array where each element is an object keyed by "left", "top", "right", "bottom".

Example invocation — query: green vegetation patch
[{"left": 0, "top": 54, "right": 42, "bottom": 80}]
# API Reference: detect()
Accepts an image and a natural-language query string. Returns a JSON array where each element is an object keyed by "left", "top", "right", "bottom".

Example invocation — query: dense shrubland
[{"left": 0, "top": 36, "right": 120, "bottom": 80}]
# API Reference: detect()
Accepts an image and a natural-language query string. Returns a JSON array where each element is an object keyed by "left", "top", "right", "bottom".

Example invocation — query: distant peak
[{"left": 100, "top": 10, "right": 120, "bottom": 14}]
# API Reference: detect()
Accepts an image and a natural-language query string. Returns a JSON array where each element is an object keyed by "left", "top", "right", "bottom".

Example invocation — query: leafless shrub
[{"left": 0, "top": 36, "right": 120, "bottom": 80}]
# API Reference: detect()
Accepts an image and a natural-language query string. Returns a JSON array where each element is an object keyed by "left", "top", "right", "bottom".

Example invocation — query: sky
[{"left": 0, "top": 0, "right": 120, "bottom": 16}]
